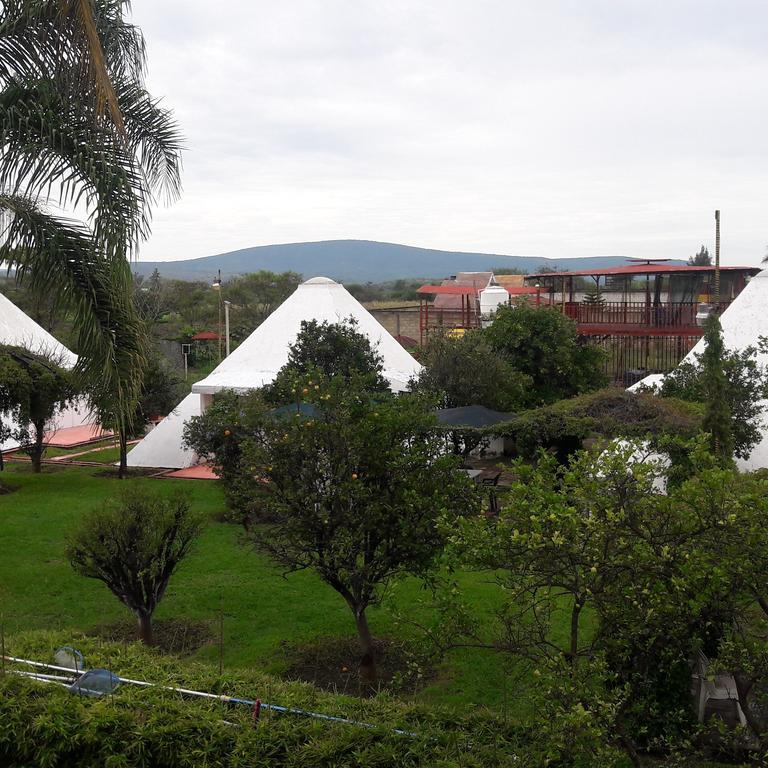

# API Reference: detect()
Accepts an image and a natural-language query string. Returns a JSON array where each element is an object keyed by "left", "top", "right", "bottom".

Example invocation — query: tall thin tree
[
  {"left": 0, "top": 1, "right": 183, "bottom": 475},
  {"left": 700, "top": 315, "right": 734, "bottom": 464}
]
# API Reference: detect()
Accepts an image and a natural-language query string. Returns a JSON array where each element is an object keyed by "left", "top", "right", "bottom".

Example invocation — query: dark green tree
[
  {"left": 0, "top": 346, "right": 75, "bottom": 472},
  {"left": 268, "top": 317, "right": 389, "bottom": 402},
  {"left": 660, "top": 316, "right": 766, "bottom": 460},
  {"left": 484, "top": 303, "right": 607, "bottom": 406},
  {"left": 687, "top": 245, "right": 712, "bottom": 266},
  {"left": 411, "top": 329, "right": 530, "bottom": 412},
  {"left": 699, "top": 315, "right": 734, "bottom": 463},
  {"left": 68, "top": 489, "right": 203, "bottom": 645},
  {"left": 134, "top": 349, "right": 184, "bottom": 430}
]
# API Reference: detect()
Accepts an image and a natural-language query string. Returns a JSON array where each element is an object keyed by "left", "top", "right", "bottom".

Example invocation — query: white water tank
[
  {"left": 479, "top": 286, "right": 510, "bottom": 327},
  {"left": 695, "top": 303, "right": 713, "bottom": 327}
]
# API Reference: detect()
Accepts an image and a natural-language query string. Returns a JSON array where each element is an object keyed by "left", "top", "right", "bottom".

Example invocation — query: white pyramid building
[
  {"left": 0, "top": 290, "right": 78, "bottom": 367},
  {"left": 127, "top": 277, "right": 423, "bottom": 469},
  {"left": 630, "top": 268, "right": 768, "bottom": 471},
  {"left": 0, "top": 290, "right": 94, "bottom": 452}
]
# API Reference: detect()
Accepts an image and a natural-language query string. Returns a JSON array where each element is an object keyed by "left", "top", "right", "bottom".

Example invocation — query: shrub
[{"left": 67, "top": 489, "right": 204, "bottom": 645}]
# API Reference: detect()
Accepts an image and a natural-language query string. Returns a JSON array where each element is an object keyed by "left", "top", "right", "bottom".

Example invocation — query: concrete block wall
[{"left": 369, "top": 308, "right": 421, "bottom": 343}]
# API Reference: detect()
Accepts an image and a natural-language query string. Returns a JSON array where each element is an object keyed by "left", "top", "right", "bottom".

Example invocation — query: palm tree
[{"left": 0, "top": 1, "right": 182, "bottom": 476}]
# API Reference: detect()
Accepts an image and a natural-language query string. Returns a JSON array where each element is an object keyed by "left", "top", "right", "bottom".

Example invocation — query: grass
[
  {"left": 0, "top": 463, "right": 513, "bottom": 711},
  {"left": 0, "top": 464, "right": 750, "bottom": 766}
]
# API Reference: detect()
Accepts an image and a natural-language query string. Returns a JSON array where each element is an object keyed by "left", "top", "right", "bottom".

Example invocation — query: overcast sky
[{"left": 130, "top": 1, "right": 767, "bottom": 266}]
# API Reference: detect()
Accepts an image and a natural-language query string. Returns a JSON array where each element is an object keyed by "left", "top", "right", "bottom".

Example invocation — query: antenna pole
[{"left": 714, "top": 210, "right": 721, "bottom": 309}]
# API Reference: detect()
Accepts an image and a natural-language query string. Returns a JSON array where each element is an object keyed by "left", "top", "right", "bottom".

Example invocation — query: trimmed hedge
[
  {"left": 495, "top": 388, "right": 703, "bottom": 460},
  {"left": 0, "top": 631, "right": 534, "bottom": 768}
]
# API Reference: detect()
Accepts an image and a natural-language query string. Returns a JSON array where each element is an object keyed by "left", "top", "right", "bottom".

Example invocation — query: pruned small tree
[
  {"left": 0, "top": 346, "right": 75, "bottom": 472},
  {"left": 67, "top": 489, "right": 203, "bottom": 645}
]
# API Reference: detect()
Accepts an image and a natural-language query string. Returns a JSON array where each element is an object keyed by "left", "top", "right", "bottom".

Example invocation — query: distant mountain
[{"left": 134, "top": 240, "right": 684, "bottom": 283}]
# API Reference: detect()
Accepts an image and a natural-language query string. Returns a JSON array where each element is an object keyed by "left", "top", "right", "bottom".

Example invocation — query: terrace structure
[
  {"left": 417, "top": 272, "right": 540, "bottom": 344},
  {"left": 523, "top": 262, "right": 760, "bottom": 383}
]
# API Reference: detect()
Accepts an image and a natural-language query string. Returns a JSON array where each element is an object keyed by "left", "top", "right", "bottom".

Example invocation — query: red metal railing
[{"left": 563, "top": 301, "right": 730, "bottom": 328}]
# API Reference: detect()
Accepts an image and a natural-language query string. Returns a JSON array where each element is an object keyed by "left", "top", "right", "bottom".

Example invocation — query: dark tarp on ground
[{"left": 435, "top": 405, "right": 514, "bottom": 428}]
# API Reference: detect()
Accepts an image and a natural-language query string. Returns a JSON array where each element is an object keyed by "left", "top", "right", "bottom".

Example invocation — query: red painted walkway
[
  {"left": 164, "top": 464, "right": 220, "bottom": 480},
  {"left": 44, "top": 424, "right": 112, "bottom": 447}
]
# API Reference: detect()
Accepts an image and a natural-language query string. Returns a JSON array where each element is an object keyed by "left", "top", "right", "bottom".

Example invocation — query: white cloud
[{"left": 131, "top": 0, "right": 768, "bottom": 265}]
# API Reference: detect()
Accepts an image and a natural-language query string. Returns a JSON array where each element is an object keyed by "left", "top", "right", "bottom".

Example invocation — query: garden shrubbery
[{"left": 0, "top": 632, "right": 625, "bottom": 768}]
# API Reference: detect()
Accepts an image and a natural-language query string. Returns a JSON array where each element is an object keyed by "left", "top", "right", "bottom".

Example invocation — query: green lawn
[
  {"left": 68, "top": 445, "right": 122, "bottom": 463},
  {"left": 0, "top": 463, "right": 514, "bottom": 711}
]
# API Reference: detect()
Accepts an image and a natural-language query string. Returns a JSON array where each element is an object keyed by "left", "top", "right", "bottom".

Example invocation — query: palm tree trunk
[{"left": 118, "top": 430, "right": 128, "bottom": 479}]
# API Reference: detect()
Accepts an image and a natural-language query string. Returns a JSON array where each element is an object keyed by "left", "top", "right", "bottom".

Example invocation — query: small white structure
[
  {"left": 479, "top": 286, "right": 510, "bottom": 328},
  {"left": 128, "top": 277, "right": 423, "bottom": 469},
  {"left": 0, "top": 291, "right": 94, "bottom": 452},
  {"left": 629, "top": 269, "right": 768, "bottom": 471},
  {"left": 124, "top": 392, "right": 202, "bottom": 470},
  {"left": 193, "top": 277, "right": 420, "bottom": 396}
]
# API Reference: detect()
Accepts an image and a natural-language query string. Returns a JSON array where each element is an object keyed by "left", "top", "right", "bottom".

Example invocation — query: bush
[
  {"left": 0, "top": 632, "right": 554, "bottom": 768},
  {"left": 496, "top": 388, "right": 702, "bottom": 461},
  {"left": 485, "top": 304, "right": 607, "bottom": 406},
  {"left": 67, "top": 489, "right": 204, "bottom": 645}
]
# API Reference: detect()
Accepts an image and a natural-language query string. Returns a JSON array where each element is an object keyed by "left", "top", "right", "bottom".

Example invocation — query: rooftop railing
[{"left": 563, "top": 301, "right": 731, "bottom": 328}]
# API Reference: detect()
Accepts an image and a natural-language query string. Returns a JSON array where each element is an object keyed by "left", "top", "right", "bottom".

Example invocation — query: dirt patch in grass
[
  {"left": 89, "top": 617, "right": 215, "bottom": 655},
  {"left": 281, "top": 636, "right": 434, "bottom": 697},
  {"left": 0, "top": 480, "right": 19, "bottom": 494}
]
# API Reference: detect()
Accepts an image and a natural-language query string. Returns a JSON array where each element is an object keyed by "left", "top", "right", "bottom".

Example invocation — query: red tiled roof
[
  {"left": 191, "top": 331, "right": 221, "bottom": 341},
  {"left": 417, "top": 284, "right": 477, "bottom": 295},
  {"left": 528, "top": 264, "right": 760, "bottom": 279}
]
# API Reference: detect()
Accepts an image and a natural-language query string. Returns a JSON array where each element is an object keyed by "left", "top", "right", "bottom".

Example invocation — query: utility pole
[
  {"left": 224, "top": 300, "right": 231, "bottom": 357},
  {"left": 714, "top": 210, "right": 721, "bottom": 309},
  {"left": 212, "top": 269, "right": 223, "bottom": 361}
]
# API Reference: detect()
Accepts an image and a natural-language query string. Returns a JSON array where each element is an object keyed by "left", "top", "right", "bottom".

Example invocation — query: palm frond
[
  {"left": 0, "top": 193, "right": 147, "bottom": 424},
  {"left": 0, "top": 1, "right": 144, "bottom": 133},
  {"left": 114, "top": 80, "right": 184, "bottom": 204},
  {"left": 0, "top": 77, "right": 184, "bottom": 255},
  {"left": 64, "top": 0, "right": 124, "bottom": 131}
]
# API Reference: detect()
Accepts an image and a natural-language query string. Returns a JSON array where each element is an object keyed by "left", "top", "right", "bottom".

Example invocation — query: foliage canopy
[{"left": 485, "top": 303, "right": 607, "bottom": 406}]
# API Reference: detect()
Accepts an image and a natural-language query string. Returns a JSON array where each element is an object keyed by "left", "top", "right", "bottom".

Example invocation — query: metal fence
[
  {"left": 563, "top": 301, "right": 723, "bottom": 328},
  {"left": 586, "top": 334, "right": 701, "bottom": 385}
]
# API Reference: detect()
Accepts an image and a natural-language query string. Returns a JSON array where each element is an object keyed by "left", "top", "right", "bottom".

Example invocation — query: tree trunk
[
  {"left": 568, "top": 599, "right": 582, "bottom": 668},
  {"left": 137, "top": 612, "right": 154, "bottom": 645},
  {"left": 30, "top": 432, "right": 44, "bottom": 473},
  {"left": 118, "top": 430, "right": 128, "bottom": 479},
  {"left": 353, "top": 607, "right": 377, "bottom": 683}
]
